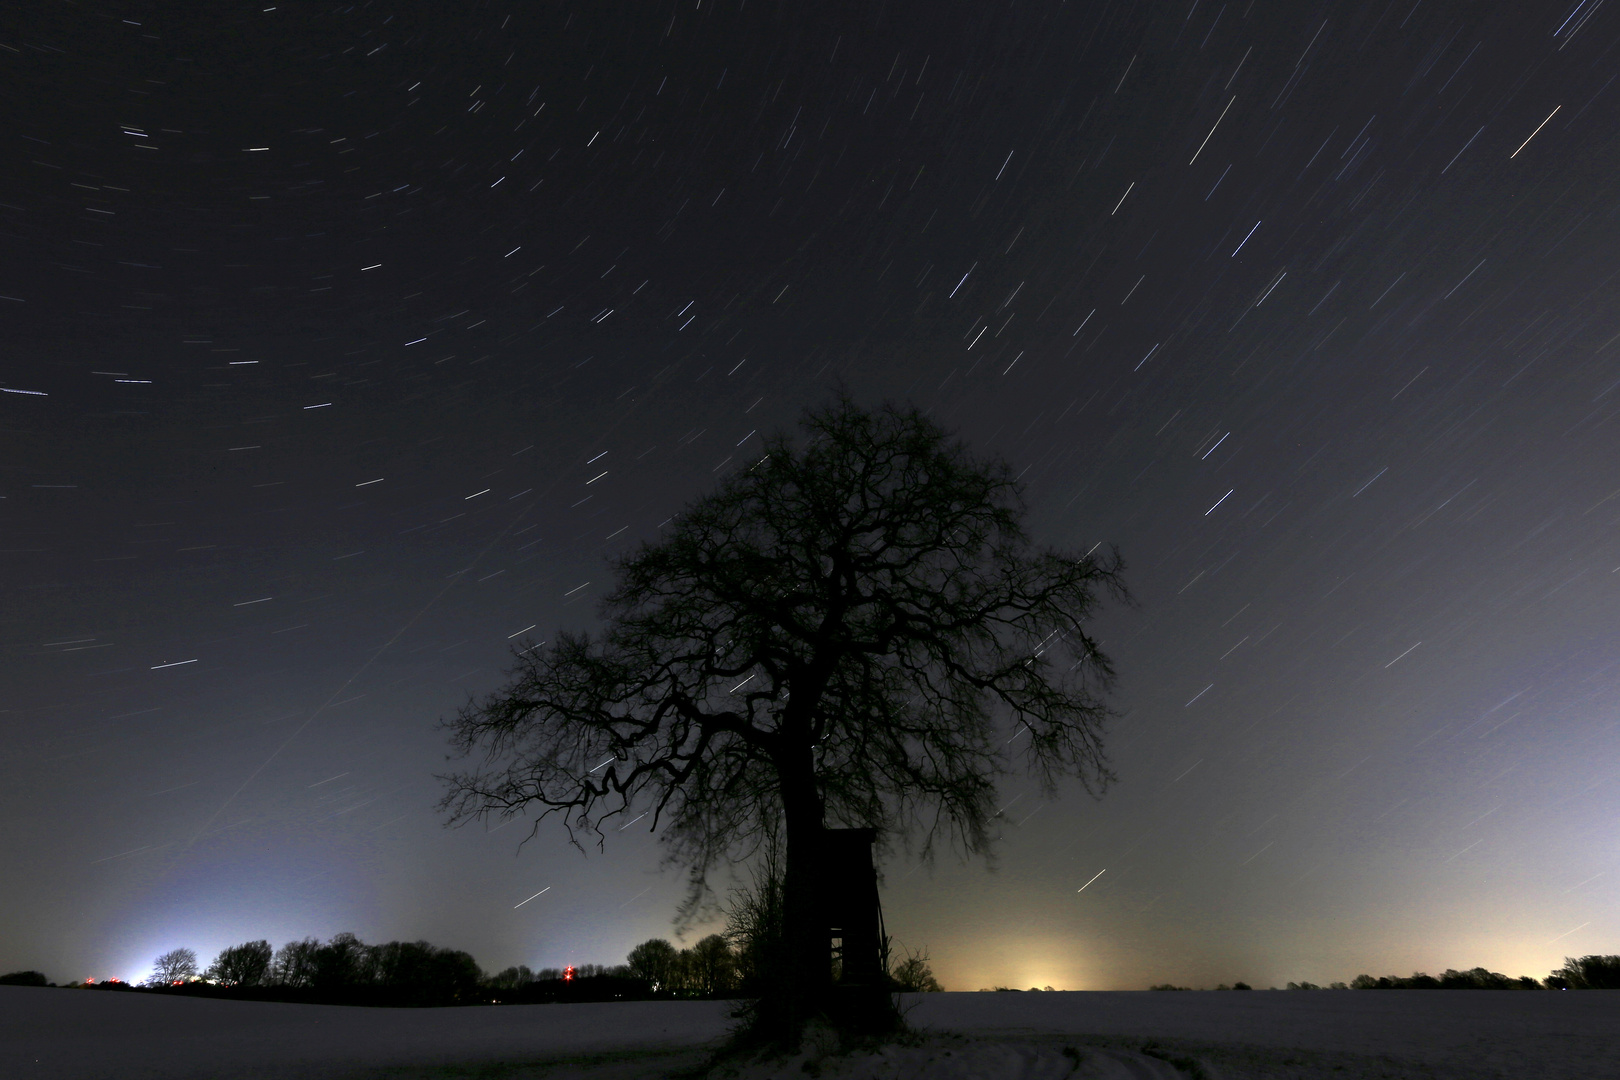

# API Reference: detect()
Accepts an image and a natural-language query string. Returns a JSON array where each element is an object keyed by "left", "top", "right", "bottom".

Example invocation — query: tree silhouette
[
  {"left": 688, "top": 933, "right": 739, "bottom": 997},
  {"left": 438, "top": 397, "right": 1127, "bottom": 1047},
  {"left": 889, "top": 946, "right": 943, "bottom": 992},
  {"left": 487, "top": 964, "right": 535, "bottom": 990},
  {"left": 625, "top": 938, "right": 679, "bottom": 994},
  {"left": 1350, "top": 967, "right": 1548, "bottom": 990},
  {"left": 0, "top": 970, "right": 48, "bottom": 986},
  {"left": 720, "top": 826, "right": 786, "bottom": 997},
  {"left": 146, "top": 948, "right": 198, "bottom": 986},
  {"left": 271, "top": 938, "right": 319, "bottom": 988},
  {"left": 1554, "top": 954, "right": 1620, "bottom": 989},
  {"left": 205, "top": 940, "right": 272, "bottom": 986},
  {"left": 311, "top": 931, "right": 367, "bottom": 990}
]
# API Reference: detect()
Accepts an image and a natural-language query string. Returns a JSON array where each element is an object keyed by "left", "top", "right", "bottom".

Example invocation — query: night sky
[{"left": 5, "top": 1, "right": 1619, "bottom": 994}]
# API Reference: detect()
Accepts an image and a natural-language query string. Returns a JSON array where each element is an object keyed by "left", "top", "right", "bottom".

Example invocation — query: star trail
[{"left": 3, "top": 1, "right": 1618, "bottom": 992}]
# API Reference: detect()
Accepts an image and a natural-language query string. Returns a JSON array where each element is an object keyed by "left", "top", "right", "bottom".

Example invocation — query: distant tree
[
  {"left": 1351, "top": 967, "right": 1544, "bottom": 990},
  {"left": 205, "top": 940, "right": 272, "bottom": 986},
  {"left": 1553, "top": 954, "right": 1620, "bottom": 989},
  {"left": 0, "top": 970, "right": 48, "bottom": 986},
  {"left": 626, "top": 938, "right": 679, "bottom": 993},
  {"left": 424, "top": 947, "right": 485, "bottom": 1004},
  {"left": 146, "top": 948, "right": 198, "bottom": 986},
  {"left": 1438, "top": 967, "right": 1507, "bottom": 989},
  {"left": 1149, "top": 983, "right": 1191, "bottom": 991},
  {"left": 360, "top": 937, "right": 484, "bottom": 1005},
  {"left": 244, "top": 934, "right": 490, "bottom": 1005},
  {"left": 366, "top": 940, "right": 417, "bottom": 987},
  {"left": 438, "top": 398, "right": 1129, "bottom": 1047},
  {"left": 888, "top": 945, "right": 943, "bottom": 992},
  {"left": 486, "top": 964, "right": 535, "bottom": 990},
  {"left": 312, "top": 932, "right": 368, "bottom": 990},
  {"left": 1232, "top": 982, "right": 1252, "bottom": 990},
  {"left": 688, "top": 933, "right": 739, "bottom": 996},
  {"left": 668, "top": 947, "right": 699, "bottom": 997},
  {"left": 573, "top": 962, "right": 624, "bottom": 979},
  {"left": 1285, "top": 981, "right": 1322, "bottom": 990},
  {"left": 271, "top": 938, "right": 320, "bottom": 988}
]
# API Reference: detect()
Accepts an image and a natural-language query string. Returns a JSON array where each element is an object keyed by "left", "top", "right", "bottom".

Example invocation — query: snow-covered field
[{"left": 4, "top": 986, "right": 1615, "bottom": 1080}]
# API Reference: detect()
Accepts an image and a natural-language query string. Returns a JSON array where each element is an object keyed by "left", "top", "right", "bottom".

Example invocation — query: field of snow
[{"left": 3, "top": 985, "right": 1615, "bottom": 1079}]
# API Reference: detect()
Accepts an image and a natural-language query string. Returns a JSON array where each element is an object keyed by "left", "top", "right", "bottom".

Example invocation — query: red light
[{"left": 564, "top": 965, "right": 575, "bottom": 982}]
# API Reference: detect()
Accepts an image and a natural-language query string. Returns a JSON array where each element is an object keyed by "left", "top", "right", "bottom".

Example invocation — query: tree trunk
[{"left": 775, "top": 752, "right": 828, "bottom": 1047}]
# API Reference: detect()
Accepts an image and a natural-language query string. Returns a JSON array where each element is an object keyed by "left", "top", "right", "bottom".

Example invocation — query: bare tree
[
  {"left": 271, "top": 938, "right": 320, "bottom": 988},
  {"left": 205, "top": 940, "right": 272, "bottom": 986},
  {"left": 721, "top": 824, "right": 785, "bottom": 995},
  {"left": 888, "top": 945, "right": 944, "bottom": 992},
  {"left": 146, "top": 947, "right": 198, "bottom": 986},
  {"left": 439, "top": 397, "right": 1126, "bottom": 1045},
  {"left": 486, "top": 964, "right": 535, "bottom": 990}
]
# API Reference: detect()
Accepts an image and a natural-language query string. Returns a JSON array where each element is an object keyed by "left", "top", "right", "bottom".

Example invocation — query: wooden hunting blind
[{"left": 818, "top": 827, "right": 887, "bottom": 987}]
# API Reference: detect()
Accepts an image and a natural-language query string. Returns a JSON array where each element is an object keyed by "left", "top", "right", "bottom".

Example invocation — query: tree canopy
[
  {"left": 145, "top": 947, "right": 198, "bottom": 987},
  {"left": 438, "top": 396, "right": 1127, "bottom": 1040},
  {"left": 205, "top": 940, "right": 272, "bottom": 986},
  {"left": 441, "top": 398, "right": 1124, "bottom": 883}
]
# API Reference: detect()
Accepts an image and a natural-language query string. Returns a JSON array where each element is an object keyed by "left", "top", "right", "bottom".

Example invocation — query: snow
[
  {"left": 4, "top": 986, "right": 1616, "bottom": 1079},
  {"left": 0, "top": 987, "right": 730, "bottom": 1080},
  {"left": 911, "top": 989, "right": 1618, "bottom": 1057},
  {"left": 900, "top": 990, "right": 1620, "bottom": 1079}
]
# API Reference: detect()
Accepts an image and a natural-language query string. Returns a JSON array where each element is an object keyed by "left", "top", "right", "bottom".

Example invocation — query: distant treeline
[
  {"left": 1142, "top": 956, "right": 1620, "bottom": 992},
  {"left": 0, "top": 934, "right": 647, "bottom": 1007},
  {"left": 0, "top": 926, "right": 942, "bottom": 1006}
]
